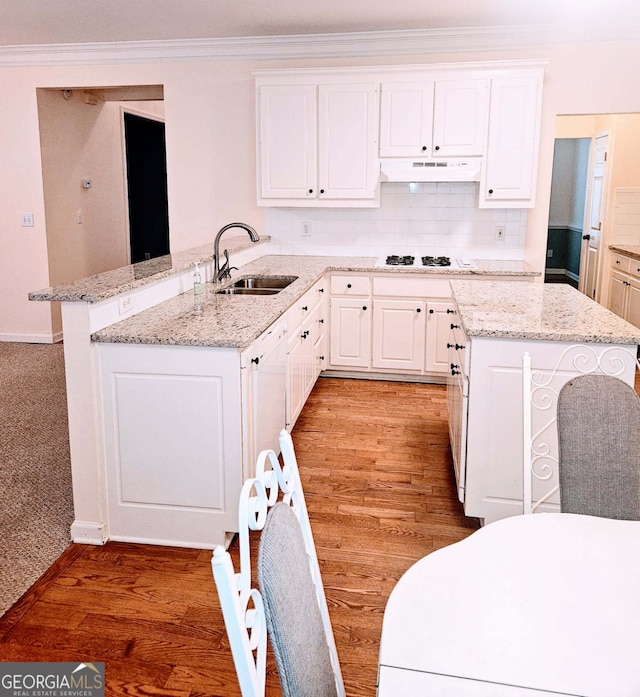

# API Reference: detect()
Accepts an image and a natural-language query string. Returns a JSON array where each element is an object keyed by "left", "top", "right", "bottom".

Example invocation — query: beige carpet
[{"left": 0, "top": 342, "right": 73, "bottom": 616}]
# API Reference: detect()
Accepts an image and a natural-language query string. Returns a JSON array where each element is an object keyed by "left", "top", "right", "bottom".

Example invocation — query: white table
[{"left": 378, "top": 513, "right": 640, "bottom": 697}]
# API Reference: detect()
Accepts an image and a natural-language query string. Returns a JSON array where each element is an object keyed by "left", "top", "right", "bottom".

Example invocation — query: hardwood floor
[{"left": 0, "top": 377, "right": 479, "bottom": 696}]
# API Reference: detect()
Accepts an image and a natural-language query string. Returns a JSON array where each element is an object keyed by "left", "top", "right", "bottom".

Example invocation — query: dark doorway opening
[{"left": 124, "top": 112, "right": 169, "bottom": 263}]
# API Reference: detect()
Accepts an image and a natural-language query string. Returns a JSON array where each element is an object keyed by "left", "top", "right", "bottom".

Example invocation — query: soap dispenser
[{"left": 193, "top": 262, "right": 202, "bottom": 298}]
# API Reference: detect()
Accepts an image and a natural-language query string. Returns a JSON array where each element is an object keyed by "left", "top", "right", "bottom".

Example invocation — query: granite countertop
[
  {"left": 28, "top": 237, "right": 271, "bottom": 303},
  {"left": 450, "top": 280, "right": 640, "bottom": 344},
  {"left": 609, "top": 245, "right": 640, "bottom": 262},
  {"left": 92, "top": 255, "right": 539, "bottom": 349}
]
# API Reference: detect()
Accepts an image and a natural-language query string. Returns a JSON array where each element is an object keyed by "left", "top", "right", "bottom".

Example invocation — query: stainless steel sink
[{"left": 215, "top": 275, "right": 297, "bottom": 295}]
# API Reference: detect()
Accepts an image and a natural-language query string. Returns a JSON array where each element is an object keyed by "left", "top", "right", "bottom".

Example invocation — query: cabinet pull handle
[
  {"left": 318, "top": 318, "right": 324, "bottom": 324},
  {"left": 451, "top": 369, "right": 461, "bottom": 376},
  {"left": 418, "top": 308, "right": 423, "bottom": 313},
  {"left": 251, "top": 357, "right": 260, "bottom": 365},
  {"left": 456, "top": 343, "right": 466, "bottom": 351},
  {"left": 451, "top": 363, "right": 460, "bottom": 370},
  {"left": 320, "top": 189, "right": 325, "bottom": 194},
  {"left": 584, "top": 234, "right": 591, "bottom": 241},
  {"left": 421, "top": 145, "right": 427, "bottom": 151},
  {"left": 308, "top": 189, "right": 313, "bottom": 194},
  {"left": 319, "top": 355, "right": 325, "bottom": 361},
  {"left": 488, "top": 189, "right": 494, "bottom": 195},
  {"left": 434, "top": 145, "right": 440, "bottom": 151},
  {"left": 446, "top": 308, "right": 455, "bottom": 314},
  {"left": 427, "top": 308, "right": 432, "bottom": 314},
  {"left": 447, "top": 342, "right": 454, "bottom": 349},
  {"left": 347, "top": 283, "right": 352, "bottom": 288},
  {"left": 362, "top": 306, "right": 367, "bottom": 311},
  {"left": 301, "top": 330, "right": 309, "bottom": 339},
  {"left": 451, "top": 323, "right": 460, "bottom": 329},
  {"left": 319, "top": 288, "right": 325, "bottom": 293},
  {"left": 302, "top": 305, "right": 308, "bottom": 311}
]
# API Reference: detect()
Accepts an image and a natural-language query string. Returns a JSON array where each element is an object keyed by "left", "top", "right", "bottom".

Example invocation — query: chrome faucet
[{"left": 213, "top": 222, "right": 259, "bottom": 283}]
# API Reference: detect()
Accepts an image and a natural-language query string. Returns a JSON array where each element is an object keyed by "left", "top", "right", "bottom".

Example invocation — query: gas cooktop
[{"left": 375, "top": 255, "right": 477, "bottom": 269}]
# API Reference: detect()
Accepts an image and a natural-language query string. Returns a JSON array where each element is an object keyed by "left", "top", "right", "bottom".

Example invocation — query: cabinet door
[
  {"left": 258, "top": 84, "right": 317, "bottom": 200},
  {"left": 425, "top": 300, "right": 456, "bottom": 374},
  {"left": 432, "top": 79, "right": 488, "bottom": 157},
  {"left": 318, "top": 83, "right": 379, "bottom": 200},
  {"left": 329, "top": 297, "right": 372, "bottom": 368},
  {"left": 372, "top": 299, "right": 425, "bottom": 371},
  {"left": 608, "top": 270, "right": 629, "bottom": 320},
  {"left": 627, "top": 280, "right": 640, "bottom": 328},
  {"left": 379, "top": 81, "right": 434, "bottom": 157},
  {"left": 480, "top": 75, "right": 542, "bottom": 207},
  {"left": 286, "top": 329, "right": 305, "bottom": 429}
]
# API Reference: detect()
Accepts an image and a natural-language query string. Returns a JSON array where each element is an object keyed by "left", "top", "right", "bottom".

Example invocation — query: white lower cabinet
[
  {"left": 448, "top": 328, "right": 637, "bottom": 524},
  {"left": 372, "top": 299, "right": 426, "bottom": 372},
  {"left": 286, "top": 278, "right": 328, "bottom": 429},
  {"left": 329, "top": 273, "right": 457, "bottom": 380},
  {"left": 96, "top": 321, "right": 287, "bottom": 549},
  {"left": 608, "top": 255, "right": 640, "bottom": 329}
]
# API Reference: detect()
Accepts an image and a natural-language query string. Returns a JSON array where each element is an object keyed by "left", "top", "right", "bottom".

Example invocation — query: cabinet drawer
[
  {"left": 288, "top": 278, "right": 325, "bottom": 327},
  {"left": 331, "top": 274, "right": 371, "bottom": 296},
  {"left": 611, "top": 253, "right": 631, "bottom": 274},
  {"left": 373, "top": 275, "right": 452, "bottom": 298},
  {"left": 626, "top": 258, "right": 640, "bottom": 279}
]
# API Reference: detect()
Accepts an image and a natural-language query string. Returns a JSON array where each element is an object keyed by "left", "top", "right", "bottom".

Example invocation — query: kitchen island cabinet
[
  {"left": 31, "top": 248, "right": 539, "bottom": 548},
  {"left": 448, "top": 280, "right": 640, "bottom": 525}
]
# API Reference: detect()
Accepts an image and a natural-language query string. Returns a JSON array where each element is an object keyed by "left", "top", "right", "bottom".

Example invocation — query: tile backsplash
[
  {"left": 265, "top": 182, "right": 528, "bottom": 260},
  {"left": 611, "top": 188, "right": 640, "bottom": 245}
]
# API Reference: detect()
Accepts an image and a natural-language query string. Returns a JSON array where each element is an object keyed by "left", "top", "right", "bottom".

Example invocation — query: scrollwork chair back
[{"left": 211, "top": 429, "right": 345, "bottom": 697}]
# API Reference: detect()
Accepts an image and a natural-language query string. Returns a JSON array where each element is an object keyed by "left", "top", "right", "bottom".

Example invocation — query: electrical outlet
[
  {"left": 118, "top": 295, "right": 135, "bottom": 315},
  {"left": 21, "top": 213, "right": 34, "bottom": 227},
  {"left": 547, "top": 249, "right": 553, "bottom": 258},
  {"left": 76, "top": 209, "right": 83, "bottom": 224},
  {"left": 495, "top": 225, "right": 505, "bottom": 241},
  {"left": 302, "top": 222, "right": 312, "bottom": 237}
]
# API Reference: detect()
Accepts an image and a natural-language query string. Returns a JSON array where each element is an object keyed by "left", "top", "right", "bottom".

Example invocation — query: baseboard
[
  {"left": 545, "top": 268, "right": 579, "bottom": 282},
  {"left": 71, "top": 520, "right": 108, "bottom": 545},
  {"left": 0, "top": 331, "right": 63, "bottom": 344}
]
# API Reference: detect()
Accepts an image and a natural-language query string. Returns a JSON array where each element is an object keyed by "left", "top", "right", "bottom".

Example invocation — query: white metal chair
[
  {"left": 211, "top": 429, "right": 345, "bottom": 697},
  {"left": 522, "top": 346, "right": 640, "bottom": 516}
]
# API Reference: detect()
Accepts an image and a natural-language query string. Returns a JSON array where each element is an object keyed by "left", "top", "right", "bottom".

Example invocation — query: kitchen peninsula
[
  {"left": 31, "top": 246, "right": 538, "bottom": 549},
  {"left": 448, "top": 280, "right": 640, "bottom": 525}
]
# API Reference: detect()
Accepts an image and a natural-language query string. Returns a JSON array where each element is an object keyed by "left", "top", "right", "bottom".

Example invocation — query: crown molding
[{"left": 0, "top": 23, "right": 631, "bottom": 67}]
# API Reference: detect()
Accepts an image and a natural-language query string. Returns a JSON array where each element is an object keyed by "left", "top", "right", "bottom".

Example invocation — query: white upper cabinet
[
  {"left": 257, "top": 78, "right": 379, "bottom": 206},
  {"left": 379, "top": 81, "right": 434, "bottom": 157},
  {"left": 258, "top": 84, "right": 317, "bottom": 201},
  {"left": 379, "top": 79, "right": 488, "bottom": 158},
  {"left": 480, "top": 74, "right": 543, "bottom": 208}
]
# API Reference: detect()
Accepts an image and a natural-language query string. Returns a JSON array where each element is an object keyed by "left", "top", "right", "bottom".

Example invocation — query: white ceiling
[{"left": 1, "top": 0, "right": 639, "bottom": 47}]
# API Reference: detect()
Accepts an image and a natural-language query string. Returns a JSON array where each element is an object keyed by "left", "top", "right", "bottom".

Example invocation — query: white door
[
  {"left": 372, "top": 299, "right": 425, "bottom": 371},
  {"left": 317, "top": 82, "right": 378, "bottom": 200},
  {"left": 579, "top": 134, "right": 608, "bottom": 300},
  {"left": 329, "top": 297, "right": 371, "bottom": 368},
  {"left": 481, "top": 75, "right": 541, "bottom": 207},
  {"left": 379, "top": 81, "right": 435, "bottom": 157},
  {"left": 432, "top": 79, "right": 488, "bottom": 157},
  {"left": 258, "top": 84, "right": 317, "bottom": 200}
]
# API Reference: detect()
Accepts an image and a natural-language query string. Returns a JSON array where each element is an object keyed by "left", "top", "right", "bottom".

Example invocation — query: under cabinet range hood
[{"left": 380, "top": 157, "right": 482, "bottom": 183}]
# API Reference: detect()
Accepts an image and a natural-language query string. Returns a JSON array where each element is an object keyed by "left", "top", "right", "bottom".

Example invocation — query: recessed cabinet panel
[
  {"left": 115, "top": 373, "right": 225, "bottom": 509},
  {"left": 432, "top": 79, "right": 488, "bottom": 157},
  {"left": 481, "top": 75, "right": 541, "bottom": 207},
  {"left": 379, "top": 82, "right": 434, "bottom": 157},
  {"left": 258, "top": 85, "right": 317, "bottom": 199},
  {"left": 372, "top": 299, "right": 425, "bottom": 371},
  {"left": 318, "top": 83, "right": 379, "bottom": 199},
  {"left": 330, "top": 298, "right": 371, "bottom": 368}
]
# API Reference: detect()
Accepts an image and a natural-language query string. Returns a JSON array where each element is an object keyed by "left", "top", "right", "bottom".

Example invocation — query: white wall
[{"left": 3, "top": 39, "right": 640, "bottom": 341}]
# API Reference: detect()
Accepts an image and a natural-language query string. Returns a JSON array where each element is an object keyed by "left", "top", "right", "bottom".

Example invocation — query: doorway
[
  {"left": 545, "top": 137, "right": 590, "bottom": 289},
  {"left": 124, "top": 112, "right": 170, "bottom": 263}
]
